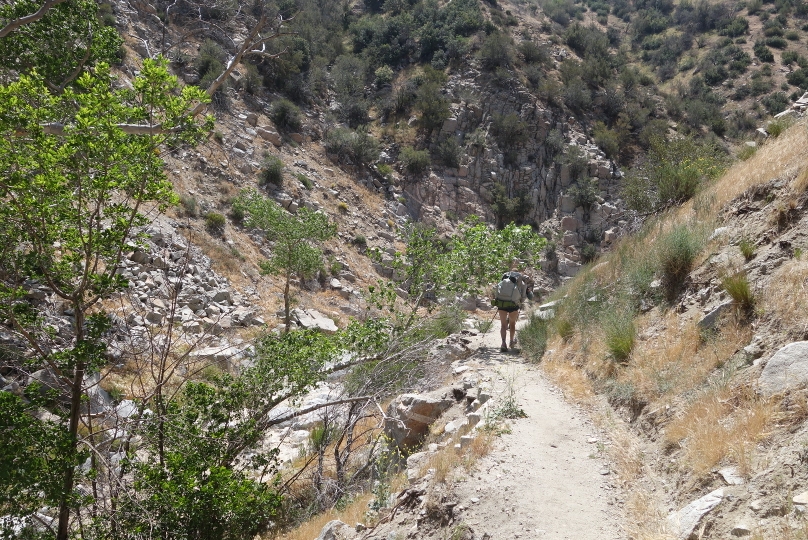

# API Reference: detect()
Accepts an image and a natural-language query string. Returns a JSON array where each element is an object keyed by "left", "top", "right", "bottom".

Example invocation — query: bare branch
[
  {"left": 263, "top": 396, "right": 374, "bottom": 428},
  {"left": 0, "top": 0, "right": 68, "bottom": 38}
]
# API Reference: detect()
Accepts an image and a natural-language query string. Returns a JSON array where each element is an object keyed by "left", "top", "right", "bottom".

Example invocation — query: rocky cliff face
[{"left": 402, "top": 68, "right": 626, "bottom": 277}]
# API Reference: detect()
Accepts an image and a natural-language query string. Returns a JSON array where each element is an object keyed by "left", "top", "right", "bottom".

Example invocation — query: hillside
[
  {"left": 526, "top": 120, "right": 808, "bottom": 538},
  {"left": 4, "top": 0, "right": 808, "bottom": 538}
]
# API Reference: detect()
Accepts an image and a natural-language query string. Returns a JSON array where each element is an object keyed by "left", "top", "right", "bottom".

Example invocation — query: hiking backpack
[{"left": 494, "top": 272, "right": 522, "bottom": 304}]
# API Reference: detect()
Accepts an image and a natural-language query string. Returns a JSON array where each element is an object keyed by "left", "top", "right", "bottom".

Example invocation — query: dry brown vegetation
[{"left": 531, "top": 119, "right": 808, "bottom": 536}]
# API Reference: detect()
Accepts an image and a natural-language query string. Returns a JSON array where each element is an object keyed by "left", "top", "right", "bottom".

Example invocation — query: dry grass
[
  {"left": 618, "top": 318, "right": 751, "bottom": 407},
  {"left": 663, "top": 386, "right": 778, "bottom": 477},
  {"left": 625, "top": 490, "right": 677, "bottom": 540},
  {"left": 540, "top": 336, "right": 597, "bottom": 402},
  {"left": 763, "top": 258, "right": 808, "bottom": 337},
  {"left": 420, "top": 431, "right": 496, "bottom": 483},
  {"left": 705, "top": 119, "right": 808, "bottom": 213},
  {"left": 269, "top": 492, "right": 373, "bottom": 540}
]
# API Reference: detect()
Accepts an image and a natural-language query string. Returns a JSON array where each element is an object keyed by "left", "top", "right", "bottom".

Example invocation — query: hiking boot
[
  {"left": 509, "top": 339, "right": 517, "bottom": 349},
  {"left": 500, "top": 344, "right": 508, "bottom": 352}
]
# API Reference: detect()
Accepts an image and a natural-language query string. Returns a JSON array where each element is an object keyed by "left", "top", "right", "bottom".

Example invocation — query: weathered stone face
[
  {"left": 760, "top": 341, "right": 808, "bottom": 395},
  {"left": 384, "top": 390, "right": 454, "bottom": 449}
]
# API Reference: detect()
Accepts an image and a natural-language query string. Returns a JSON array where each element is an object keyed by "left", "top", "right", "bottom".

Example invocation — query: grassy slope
[{"left": 522, "top": 119, "right": 808, "bottom": 537}]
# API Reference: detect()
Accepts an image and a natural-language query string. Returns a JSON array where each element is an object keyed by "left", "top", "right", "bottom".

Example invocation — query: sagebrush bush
[
  {"left": 399, "top": 146, "right": 431, "bottom": 174},
  {"left": 437, "top": 137, "right": 461, "bottom": 168},
  {"left": 270, "top": 98, "right": 302, "bottom": 132},
  {"left": 657, "top": 225, "right": 704, "bottom": 301},
  {"left": 260, "top": 155, "right": 284, "bottom": 186},
  {"left": 205, "top": 212, "right": 226, "bottom": 235},
  {"left": 324, "top": 127, "right": 380, "bottom": 165}
]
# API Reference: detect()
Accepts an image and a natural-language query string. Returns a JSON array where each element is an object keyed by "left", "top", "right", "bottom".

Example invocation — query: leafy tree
[
  {"left": 0, "top": 58, "right": 211, "bottom": 540},
  {"left": 235, "top": 189, "right": 337, "bottom": 331},
  {"left": 373, "top": 217, "right": 546, "bottom": 327}
]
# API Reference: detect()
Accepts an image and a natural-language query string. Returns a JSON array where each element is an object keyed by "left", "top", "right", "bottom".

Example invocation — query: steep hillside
[{"left": 526, "top": 120, "right": 808, "bottom": 538}]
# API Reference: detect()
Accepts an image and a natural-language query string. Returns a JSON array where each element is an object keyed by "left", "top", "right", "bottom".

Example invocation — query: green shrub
[
  {"left": 415, "top": 82, "right": 450, "bottom": 131},
  {"left": 568, "top": 177, "right": 599, "bottom": 209},
  {"left": 657, "top": 225, "right": 704, "bottom": 301},
  {"left": 762, "top": 92, "right": 790, "bottom": 115},
  {"left": 593, "top": 121, "right": 620, "bottom": 159},
  {"left": 492, "top": 113, "right": 528, "bottom": 149},
  {"left": 399, "top": 146, "right": 431, "bottom": 174},
  {"left": 479, "top": 32, "right": 515, "bottom": 70},
  {"left": 738, "top": 144, "right": 757, "bottom": 161},
  {"left": 767, "top": 117, "right": 791, "bottom": 137},
  {"left": 205, "top": 212, "right": 226, "bottom": 235},
  {"left": 581, "top": 242, "right": 598, "bottom": 263},
  {"left": 518, "top": 314, "right": 548, "bottom": 362},
  {"left": 374, "top": 65, "right": 394, "bottom": 86},
  {"left": 603, "top": 308, "right": 635, "bottom": 362},
  {"left": 754, "top": 42, "right": 774, "bottom": 62},
  {"left": 739, "top": 236, "right": 756, "bottom": 259},
  {"left": 622, "top": 136, "right": 723, "bottom": 213},
  {"left": 353, "top": 234, "right": 367, "bottom": 246},
  {"left": 260, "top": 155, "right": 284, "bottom": 187},
  {"left": 270, "top": 98, "right": 302, "bottom": 132},
  {"left": 196, "top": 39, "right": 226, "bottom": 89},
  {"left": 323, "top": 127, "right": 380, "bottom": 164},
  {"left": 722, "top": 272, "right": 755, "bottom": 312},
  {"left": 180, "top": 194, "right": 198, "bottom": 217},
  {"left": 436, "top": 137, "right": 461, "bottom": 168},
  {"left": 297, "top": 173, "right": 313, "bottom": 190}
]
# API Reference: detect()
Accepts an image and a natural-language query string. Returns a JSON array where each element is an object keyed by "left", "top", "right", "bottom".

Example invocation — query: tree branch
[{"left": 0, "top": 0, "right": 68, "bottom": 38}]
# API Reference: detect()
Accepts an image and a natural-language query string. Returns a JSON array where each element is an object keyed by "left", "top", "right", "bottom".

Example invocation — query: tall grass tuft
[
  {"left": 657, "top": 225, "right": 704, "bottom": 301},
  {"left": 519, "top": 314, "right": 548, "bottom": 362},
  {"left": 603, "top": 307, "right": 636, "bottom": 362},
  {"left": 722, "top": 271, "right": 755, "bottom": 312}
]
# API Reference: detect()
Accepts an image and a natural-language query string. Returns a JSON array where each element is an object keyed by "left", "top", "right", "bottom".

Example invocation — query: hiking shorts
[{"left": 494, "top": 300, "right": 520, "bottom": 313}]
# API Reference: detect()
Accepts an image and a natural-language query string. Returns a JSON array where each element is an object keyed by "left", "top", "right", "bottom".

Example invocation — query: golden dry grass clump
[{"left": 763, "top": 258, "right": 808, "bottom": 339}]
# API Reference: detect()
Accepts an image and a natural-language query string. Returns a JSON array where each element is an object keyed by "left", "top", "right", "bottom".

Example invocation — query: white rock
[
  {"left": 718, "top": 466, "right": 744, "bottom": 485},
  {"left": 760, "top": 342, "right": 808, "bottom": 395},
  {"left": 668, "top": 488, "right": 724, "bottom": 540}
]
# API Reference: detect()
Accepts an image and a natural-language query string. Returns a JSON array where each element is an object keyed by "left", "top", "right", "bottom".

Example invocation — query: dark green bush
[
  {"left": 519, "top": 40, "right": 550, "bottom": 64},
  {"left": 196, "top": 40, "right": 226, "bottom": 88},
  {"left": 270, "top": 99, "right": 302, "bottom": 132},
  {"left": 568, "top": 177, "right": 599, "bottom": 210},
  {"left": 657, "top": 225, "right": 703, "bottom": 301},
  {"left": 479, "top": 32, "right": 515, "bottom": 70},
  {"left": 399, "top": 146, "right": 431, "bottom": 174},
  {"left": 323, "top": 127, "right": 380, "bottom": 165},
  {"left": 205, "top": 212, "right": 226, "bottom": 235},
  {"left": 260, "top": 155, "right": 284, "bottom": 187},
  {"left": 436, "top": 137, "right": 461, "bottom": 168},
  {"left": 766, "top": 36, "right": 788, "bottom": 49},
  {"left": 415, "top": 82, "right": 450, "bottom": 131},
  {"left": 754, "top": 42, "right": 774, "bottom": 62},
  {"left": 762, "top": 91, "right": 790, "bottom": 114},
  {"left": 492, "top": 113, "right": 528, "bottom": 149}
]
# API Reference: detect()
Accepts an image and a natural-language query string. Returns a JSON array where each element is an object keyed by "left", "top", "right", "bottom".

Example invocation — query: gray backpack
[{"left": 495, "top": 272, "right": 522, "bottom": 303}]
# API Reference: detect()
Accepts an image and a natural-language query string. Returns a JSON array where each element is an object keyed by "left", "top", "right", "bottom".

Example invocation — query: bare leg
[
  {"left": 508, "top": 310, "right": 518, "bottom": 347},
  {"left": 499, "top": 310, "right": 508, "bottom": 349}
]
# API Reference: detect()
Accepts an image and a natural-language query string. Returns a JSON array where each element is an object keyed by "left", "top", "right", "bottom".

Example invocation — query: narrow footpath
[{"left": 450, "top": 318, "right": 625, "bottom": 539}]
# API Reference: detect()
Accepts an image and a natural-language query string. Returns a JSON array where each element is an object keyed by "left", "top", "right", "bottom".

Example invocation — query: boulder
[
  {"left": 315, "top": 520, "right": 354, "bottom": 540},
  {"left": 291, "top": 308, "right": 338, "bottom": 333},
  {"left": 668, "top": 488, "right": 724, "bottom": 540},
  {"left": 256, "top": 127, "right": 282, "bottom": 147},
  {"left": 760, "top": 341, "right": 808, "bottom": 395},
  {"left": 385, "top": 390, "right": 454, "bottom": 448},
  {"left": 697, "top": 300, "right": 734, "bottom": 330}
]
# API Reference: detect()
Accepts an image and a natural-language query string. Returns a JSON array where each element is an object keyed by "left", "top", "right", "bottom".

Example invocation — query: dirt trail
[{"left": 451, "top": 315, "right": 625, "bottom": 539}]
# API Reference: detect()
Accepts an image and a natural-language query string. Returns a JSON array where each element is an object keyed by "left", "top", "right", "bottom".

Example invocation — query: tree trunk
[
  {"left": 56, "top": 307, "right": 86, "bottom": 540},
  {"left": 284, "top": 272, "right": 292, "bottom": 333}
]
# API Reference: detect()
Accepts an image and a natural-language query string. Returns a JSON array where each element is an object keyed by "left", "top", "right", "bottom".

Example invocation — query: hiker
[{"left": 493, "top": 269, "right": 534, "bottom": 352}]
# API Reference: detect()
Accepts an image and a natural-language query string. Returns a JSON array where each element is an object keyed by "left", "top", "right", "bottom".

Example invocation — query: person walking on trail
[{"left": 493, "top": 269, "right": 533, "bottom": 352}]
